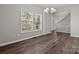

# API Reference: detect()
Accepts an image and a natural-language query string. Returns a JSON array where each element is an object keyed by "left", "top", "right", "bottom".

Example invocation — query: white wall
[
  {"left": 53, "top": 9, "right": 71, "bottom": 33},
  {"left": 50, "top": 14, "right": 56, "bottom": 31},
  {"left": 56, "top": 13, "right": 71, "bottom": 33},
  {"left": 71, "top": 6, "right": 79, "bottom": 37},
  {"left": 43, "top": 13, "right": 51, "bottom": 33},
  {"left": 54, "top": 5, "right": 79, "bottom": 37},
  {"left": 0, "top": 5, "right": 4, "bottom": 40},
  {"left": 0, "top": 4, "right": 51, "bottom": 45}
]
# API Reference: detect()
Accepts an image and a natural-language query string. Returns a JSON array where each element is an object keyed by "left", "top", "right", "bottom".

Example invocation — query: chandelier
[{"left": 44, "top": 8, "right": 56, "bottom": 13}]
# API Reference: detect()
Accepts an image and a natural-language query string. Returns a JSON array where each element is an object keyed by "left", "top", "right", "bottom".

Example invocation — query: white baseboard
[
  {"left": 0, "top": 32, "right": 51, "bottom": 47},
  {"left": 56, "top": 31, "right": 70, "bottom": 34},
  {"left": 71, "top": 34, "right": 79, "bottom": 38}
]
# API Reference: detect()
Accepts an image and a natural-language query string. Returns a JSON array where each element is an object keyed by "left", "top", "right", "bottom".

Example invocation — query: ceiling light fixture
[{"left": 44, "top": 8, "right": 56, "bottom": 13}]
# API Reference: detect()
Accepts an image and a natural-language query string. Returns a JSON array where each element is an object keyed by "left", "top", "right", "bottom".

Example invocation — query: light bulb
[
  {"left": 51, "top": 8, "right": 54, "bottom": 10},
  {"left": 44, "top": 10, "right": 46, "bottom": 12},
  {"left": 44, "top": 9, "right": 48, "bottom": 13},
  {"left": 46, "top": 8, "right": 49, "bottom": 11},
  {"left": 53, "top": 9, "right": 56, "bottom": 12}
]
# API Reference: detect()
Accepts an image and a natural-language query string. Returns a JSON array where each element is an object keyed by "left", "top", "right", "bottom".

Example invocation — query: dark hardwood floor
[{"left": 0, "top": 31, "right": 79, "bottom": 54}]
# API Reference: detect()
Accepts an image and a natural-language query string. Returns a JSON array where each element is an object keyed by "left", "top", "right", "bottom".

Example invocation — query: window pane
[
  {"left": 33, "top": 14, "right": 40, "bottom": 30},
  {"left": 21, "top": 21, "right": 32, "bottom": 30}
]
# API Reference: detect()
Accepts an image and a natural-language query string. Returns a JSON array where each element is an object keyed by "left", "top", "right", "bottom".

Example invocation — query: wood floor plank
[{"left": 0, "top": 32, "right": 79, "bottom": 54}]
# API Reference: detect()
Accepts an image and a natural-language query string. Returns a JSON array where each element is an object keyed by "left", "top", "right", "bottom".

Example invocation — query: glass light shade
[
  {"left": 51, "top": 8, "right": 54, "bottom": 10},
  {"left": 44, "top": 10, "right": 46, "bottom": 12},
  {"left": 51, "top": 10, "right": 54, "bottom": 13},
  {"left": 46, "top": 8, "right": 49, "bottom": 11},
  {"left": 53, "top": 9, "right": 56, "bottom": 12},
  {"left": 44, "top": 9, "right": 48, "bottom": 13}
]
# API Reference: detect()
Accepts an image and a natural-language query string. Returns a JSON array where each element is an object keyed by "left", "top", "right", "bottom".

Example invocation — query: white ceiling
[{"left": 37, "top": 4, "right": 74, "bottom": 9}]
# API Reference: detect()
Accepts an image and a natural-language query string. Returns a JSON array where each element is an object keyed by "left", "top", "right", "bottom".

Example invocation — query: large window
[
  {"left": 33, "top": 14, "right": 42, "bottom": 31},
  {"left": 21, "top": 8, "right": 42, "bottom": 33}
]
